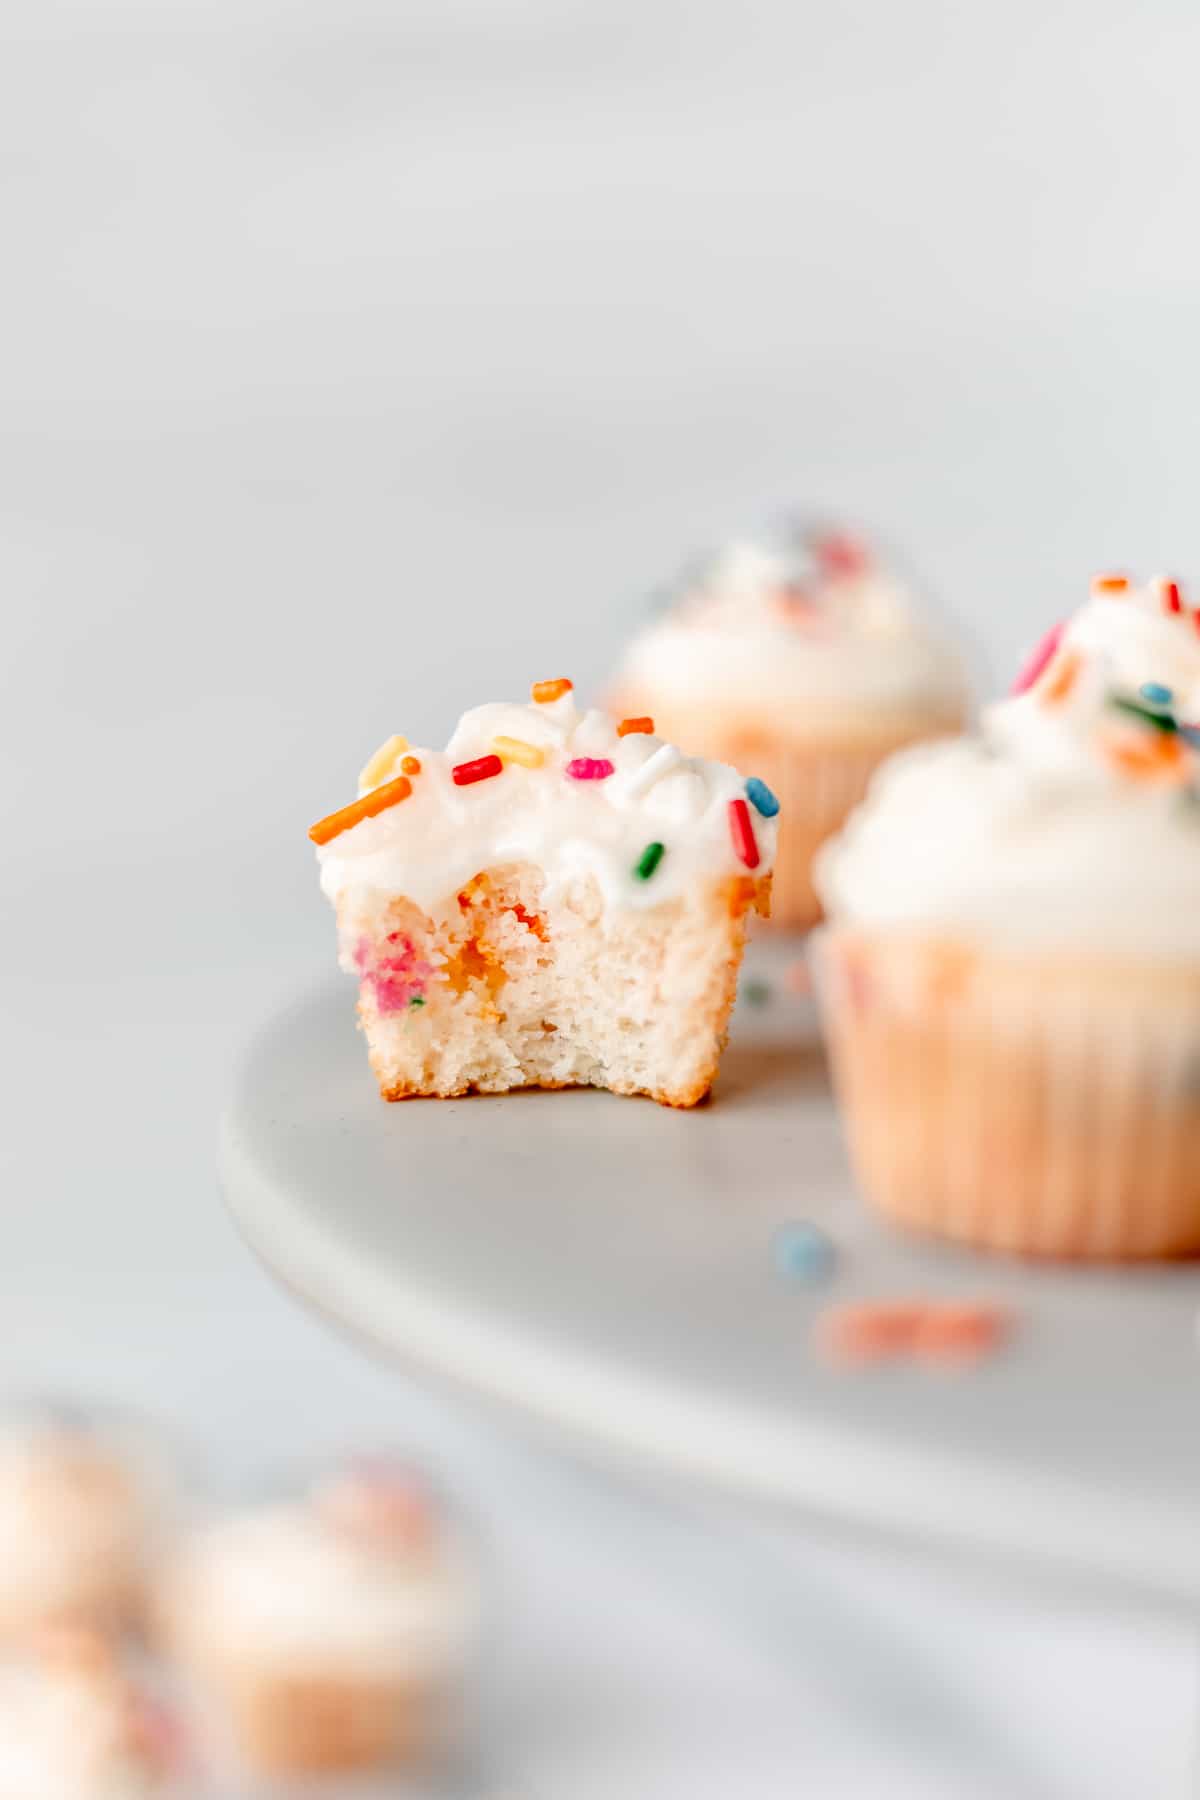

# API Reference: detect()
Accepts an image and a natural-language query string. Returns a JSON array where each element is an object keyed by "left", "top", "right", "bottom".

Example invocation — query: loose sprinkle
[
  {"left": 452, "top": 754, "right": 504, "bottom": 786},
  {"left": 745, "top": 775, "right": 780, "bottom": 818},
  {"left": 772, "top": 1221, "right": 835, "bottom": 1282},
  {"left": 493, "top": 735, "right": 545, "bottom": 769},
  {"left": 566, "top": 757, "right": 615, "bottom": 781},
  {"left": 1162, "top": 579, "right": 1183, "bottom": 615},
  {"left": 1091, "top": 573, "right": 1130, "bottom": 595},
  {"left": 618, "top": 716, "right": 655, "bottom": 737},
  {"left": 410, "top": 995, "right": 426, "bottom": 1008},
  {"left": 359, "top": 733, "right": 408, "bottom": 790},
  {"left": 728, "top": 797, "right": 760, "bottom": 869},
  {"left": 1108, "top": 694, "right": 1177, "bottom": 733},
  {"left": 309, "top": 774, "right": 412, "bottom": 845},
  {"left": 532, "top": 677, "right": 573, "bottom": 704},
  {"left": 634, "top": 840, "right": 665, "bottom": 880},
  {"left": 400, "top": 754, "right": 421, "bottom": 775},
  {"left": 1010, "top": 620, "right": 1065, "bottom": 696},
  {"left": 625, "top": 742, "right": 682, "bottom": 798},
  {"left": 816, "top": 1300, "right": 1010, "bottom": 1367},
  {"left": 1140, "top": 682, "right": 1174, "bottom": 706},
  {"left": 741, "top": 977, "right": 771, "bottom": 1007}
]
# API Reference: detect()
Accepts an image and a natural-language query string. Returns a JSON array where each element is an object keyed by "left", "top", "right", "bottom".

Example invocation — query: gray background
[{"left": 3, "top": 2, "right": 1199, "bottom": 1793}]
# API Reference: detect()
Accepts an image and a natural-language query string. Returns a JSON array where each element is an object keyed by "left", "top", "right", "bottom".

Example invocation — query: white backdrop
[{"left": 3, "top": 2, "right": 1199, "bottom": 1794}]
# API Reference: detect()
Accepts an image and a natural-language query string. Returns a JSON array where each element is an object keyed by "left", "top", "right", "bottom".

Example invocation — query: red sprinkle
[
  {"left": 728, "top": 797, "right": 760, "bottom": 869},
  {"left": 452, "top": 754, "right": 504, "bottom": 787},
  {"left": 1163, "top": 578, "right": 1183, "bottom": 615},
  {"left": 566, "top": 757, "right": 614, "bottom": 780},
  {"left": 1009, "top": 620, "right": 1064, "bottom": 696}
]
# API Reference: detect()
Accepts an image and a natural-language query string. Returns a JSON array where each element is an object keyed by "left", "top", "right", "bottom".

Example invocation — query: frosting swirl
[
  {"left": 315, "top": 688, "right": 779, "bottom": 919},
  {"left": 614, "top": 525, "right": 967, "bottom": 724},
  {"left": 816, "top": 647, "right": 1200, "bottom": 959}
]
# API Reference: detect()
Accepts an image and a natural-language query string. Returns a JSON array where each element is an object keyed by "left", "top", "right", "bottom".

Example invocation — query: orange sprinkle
[
  {"left": 1091, "top": 573, "right": 1130, "bottom": 595},
  {"left": 400, "top": 755, "right": 421, "bottom": 775},
  {"left": 531, "top": 677, "right": 573, "bottom": 704},
  {"left": 617, "top": 716, "right": 655, "bottom": 737},
  {"left": 815, "top": 1303, "right": 930, "bottom": 1365},
  {"left": 493, "top": 735, "right": 545, "bottom": 769},
  {"left": 911, "top": 1304, "right": 1010, "bottom": 1362},
  {"left": 1161, "top": 578, "right": 1183, "bottom": 615},
  {"left": 1104, "top": 731, "right": 1188, "bottom": 784},
  {"left": 1039, "top": 648, "right": 1082, "bottom": 707},
  {"left": 309, "top": 774, "right": 412, "bottom": 845}
]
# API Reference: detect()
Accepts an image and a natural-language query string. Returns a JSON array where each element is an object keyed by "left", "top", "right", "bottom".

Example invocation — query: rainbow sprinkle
[
  {"left": 310, "top": 774, "right": 412, "bottom": 845},
  {"left": 727, "top": 797, "right": 760, "bottom": 869},
  {"left": 401, "top": 754, "right": 421, "bottom": 775},
  {"left": 625, "top": 742, "right": 682, "bottom": 798},
  {"left": 452, "top": 754, "right": 504, "bottom": 786},
  {"left": 1010, "top": 620, "right": 1065, "bottom": 696},
  {"left": 745, "top": 776, "right": 780, "bottom": 818},
  {"left": 634, "top": 841, "right": 665, "bottom": 880},
  {"left": 566, "top": 757, "right": 615, "bottom": 781},
  {"left": 1092, "top": 574, "right": 1130, "bottom": 595},
  {"left": 359, "top": 734, "right": 408, "bottom": 790},
  {"left": 493, "top": 736, "right": 545, "bottom": 769},
  {"left": 772, "top": 1221, "right": 835, "bottom": 1282},
  {"left": 1141, "top": 683, "right": 1173, "bottom": 706},
  {"left": 1109, "top": 694, "right": 1178, "bottom": 734},
  {"left": 531, "top": 677, "right": 573, "bottom": 704},
  {"left": 1162, "top": 579, "right": 1184, "bottom": 615},
  {"left": 618, "top": 716, "right": 655, "bottom": 737}
]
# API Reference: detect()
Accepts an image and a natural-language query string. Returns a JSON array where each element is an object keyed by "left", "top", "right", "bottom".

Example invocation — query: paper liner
[{"left": 813, "top": 928, "right": 1200, "bottom": 1259}]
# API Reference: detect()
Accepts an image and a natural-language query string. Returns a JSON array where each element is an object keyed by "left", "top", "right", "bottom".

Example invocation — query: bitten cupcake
[
  {"left": 311, "top": 680, "right": 777, "bottom": 1107},
  {"left": 814, "top": 579, "right": 1200, "bottom": 1259},
  {"left": 0, "top": 1405, "right": 176, "bottom": 1642},
  {"left": 610, "top": 522, "right": 967, "bottom": 930},
  {"left": 0, "top": 1629, "right": 183, "bottom": 1796},
  {"left": 161, "top": 1461, "right": 477, "bottom": 1777}
]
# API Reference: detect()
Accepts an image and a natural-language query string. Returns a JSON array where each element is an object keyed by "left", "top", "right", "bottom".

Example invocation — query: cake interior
[{"left": 341, "top": 863, "right": 766, "bottom": 1108}]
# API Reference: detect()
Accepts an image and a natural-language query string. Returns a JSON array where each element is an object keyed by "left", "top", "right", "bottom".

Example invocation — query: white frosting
[
  {"left": 815, "top": 654, "right": 1200, "bottom": 959},
  {"left": 174, "top": 1501, "right": 476, "bottom": 1677},
  {"left": 0, "top": 1661, "right": 161, "bottom": 1799},
  {"left": 317, "top": 691, "right": 778, "bottom": 919},
  {"left": 1058, "top": 579, "right": 1200, "bottom": 717},
  {"left": 615, "top": 537, "right": 966, "bottom": 720}
]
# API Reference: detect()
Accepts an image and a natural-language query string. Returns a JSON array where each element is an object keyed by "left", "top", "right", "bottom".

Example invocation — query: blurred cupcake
[
  {"left": 610, "top": 521, "right": 967, "bottom": 930},
  {"left": 814, "top": 578, "right": 1200, "bottom": 1259},
  {"left": 0, "top": 1403, "right": 176, "bottom": 1642},
  {"left": 162, "top": 1458, "right": 477, "bottom": 1777},
  {"left": 0, "top": 1628, "right": 184, "bottom": 1795}
]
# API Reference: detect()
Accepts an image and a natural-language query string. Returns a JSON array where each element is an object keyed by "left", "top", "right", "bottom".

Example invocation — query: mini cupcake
[
  {"left": 161, "top": 1460, "right": 477, "bottom": 1777},
  {"left": 610, "top": 522, "right": 967, "bottom": 931},
  {"left": 814, "top": 577, "right": 1200, "bottom": 1259},
  {"left": 0, "top": 1629, "right": 184, "bottom": 1796},
  {"left": 310, "top": 680, "right": 778, "bottom": 1107},
  {"left": 0, "top": 1404, "right": 176, "bottom": 1641}
]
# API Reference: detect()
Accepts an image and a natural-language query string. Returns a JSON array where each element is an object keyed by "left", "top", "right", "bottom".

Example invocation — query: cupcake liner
[
  {"left": 608, "top": 697, "right": 961, "bottom": 930},
  {"left": 813, "top": 928, "right": 1200, "bottom": 1259}
]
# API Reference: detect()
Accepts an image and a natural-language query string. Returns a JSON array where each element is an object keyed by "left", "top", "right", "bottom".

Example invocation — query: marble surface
[{"left": 3, "top": 2, "right": 1200, "bottom": 1792}]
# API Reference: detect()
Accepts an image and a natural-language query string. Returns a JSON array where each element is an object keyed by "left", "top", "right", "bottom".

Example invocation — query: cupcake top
[
  {"left": 0, "top": 1631, "right": 181, "bottom": 1797},
  {"left": 167, "top": 1461, "right": 476, "bottom": 1676},
  {"left": 312, "top": 681, "right": 779, "bottom": 919},
  {"left": 614, "top": 524, "right": 966, "bottom": 725},
  {"left": 0, "top": 1406, "right": 176, "bottom": 1625},
  {"left": 816, "top": 614, "right": 1200, "bottom": 960},
  {"left": 1019, "top": 573, "right": 1200, "bottom": 717}
]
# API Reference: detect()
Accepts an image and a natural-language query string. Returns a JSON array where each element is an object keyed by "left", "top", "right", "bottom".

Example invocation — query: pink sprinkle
[
  {"left": 566, "top": 757, "right": 615, "bottom": 781},
  {"left": 1010, "top": 620, "right": 1065, "bottom": 695}
]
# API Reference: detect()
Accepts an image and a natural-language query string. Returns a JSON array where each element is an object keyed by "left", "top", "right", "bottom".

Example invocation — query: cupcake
[
  {"left": 0, "top": 1404, "right": 176, "bottom": 1642},
  {"left": 610, "top": 522, "right": 967, "bottom": 930},
  {"left": 310, "top": 680, "right": 778, "bottom": 1107},
  {"left": 161, "top": 1461, "right": 477, "bottom": 1778},
  {"left": 0, "top": 1629, "right": 184, "bottom": 1795},
  {"left": 814, "top": 580, "right": 1200, "bottom": 1259}
]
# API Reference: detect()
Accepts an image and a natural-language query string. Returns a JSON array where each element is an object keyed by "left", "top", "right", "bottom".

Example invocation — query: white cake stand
[{"left": 220, "top": 938, "right": 1200, "bottom": 1613}]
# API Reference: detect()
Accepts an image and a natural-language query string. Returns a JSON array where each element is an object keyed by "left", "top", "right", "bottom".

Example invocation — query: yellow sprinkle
[
  {"left": 493, "top": 735, "right": 545, "bottom": 769},
  {"left": 359, "top": 733, "right": 409, "bottom": 791}
]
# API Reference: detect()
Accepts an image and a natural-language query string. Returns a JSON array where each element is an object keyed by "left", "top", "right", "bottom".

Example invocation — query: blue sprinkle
[
  {"left": 772, "top": 1221, "right": 836, "bottom": 1282},
  {"left": 1140, "top": 682, "right": 1174, "bottom": 707},
  {"left": 745, "top": 776, "right": 780, "bottom": 818}
]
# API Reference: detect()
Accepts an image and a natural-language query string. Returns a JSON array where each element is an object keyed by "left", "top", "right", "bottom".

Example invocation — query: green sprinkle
[
  {"left": 634, "top": 841, "right": 666, "bottom": 881},
  {"left": 409, "top": 994, "right": 426, "bottom": 1008},
  {"left": 1108, "top": 693, "right": 1177, "bottom": 733},
  {"left": 742, "top": 978, "right": 772, "bottom": 1008}
]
